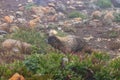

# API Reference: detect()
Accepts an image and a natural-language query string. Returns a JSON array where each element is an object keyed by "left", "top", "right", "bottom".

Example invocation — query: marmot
[{"left": 48, "top": 35, "right": 92, "bottom": 54}]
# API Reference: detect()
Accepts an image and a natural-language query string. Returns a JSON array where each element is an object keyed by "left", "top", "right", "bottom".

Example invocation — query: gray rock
[
  {"left": 111, "top": 0, "right": 120, "bottom": 7},
  {"left": 16, "top": 11, "right": 23, "bottom": 18},
  {"left": 0, "top": 30, "right": 8, "bottom": 35},
  {"left": 55, "top": 2, "right": 66, "bottom": 12}
]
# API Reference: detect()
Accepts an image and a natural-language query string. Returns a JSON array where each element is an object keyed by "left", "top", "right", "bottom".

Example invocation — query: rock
[
  {"left": 18, "top": 6, "right": 25, "bottom": 11},
  {"left": 88, "top": 2, "right": 99, "bottom": 10},
  {"left": 91, "top": 11, "right": 102, "bottom": 19},
  {"left": 55, "top": 2, "right": 66, "bottom": 12},
  {"left": 16, "top": 18, "right": 27, "bottom": 24},
  {"left": 72, "top": 18, "right": 82, "bottom": 23},
  {"left": 111, "top": 0, "right": 120, "bottom": 7},
  {"left": 0, "top": 30, "right": 8, "bottom": 35},
  {"left": 57, "top": 12, "right": 66, "bottom": 20},
  {"left": 31, "top": 6, "right": 44, "bottom": 16},
  {"left": 9, "top": 25, "right": 19, "bottom": 33},
  {"left": 0, "top": 23, "right": 9, "bottom": 32},
  {"left": 18, "top": 4, "right": 22, "bottom": 7},
  {"left": 9, "top": 73, "right": 25, "bottom": 80},
  {"left": 46, "top": 14, "right": 57, "bottom": 22},
  {"left": 48, "top": 35, "right": 88, "bottom": 53},
  {"left": 67, "top": 5, "right": 76, "bottom": 10},
  {"left": 27, "top": 0, "right": 33, "bottom": 3},
  {"left": 9, "top": 15, "right": 15, "bottom": 21},
  {"left": 83, "top": 35, "right": 94, "bottom": 42},
  {"left": 89, "top": 19, "right": 103, "bottom": 27},
  {"left": 63, "top": 21, "right": 72, "bottom": 27},
  {"left": 2, "top": 39, "right": 32, "bottom": 53},
  {"left": 4, "top": 16, "right": 13, "bottom": 23},
  {"left": 48, "top": 2, "right": 55, "bottom": 7},
  {"left": 16, "top": 11, "right": 23, "bottom": 18},
  {"left": 28, "top": 17, "right": 41, "bottom": 28},
  {"left": 42, "top": 6, "right": 56, "bottom": 15},
  {"left": 103, "top": 11, "right": 114, "bottom": 25}
]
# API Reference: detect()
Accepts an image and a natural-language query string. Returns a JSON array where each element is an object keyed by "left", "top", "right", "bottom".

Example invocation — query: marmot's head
[
  {"left": 48, "top": 29, "right": 58, "bottom": 36},
  {"left": 48, "top": 36, "right": 64, "bottom": 49}
]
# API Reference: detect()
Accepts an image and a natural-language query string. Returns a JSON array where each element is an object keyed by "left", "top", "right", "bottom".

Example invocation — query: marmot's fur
[{"left": 48, "top": 35, "right": 92, "bottom": 54}]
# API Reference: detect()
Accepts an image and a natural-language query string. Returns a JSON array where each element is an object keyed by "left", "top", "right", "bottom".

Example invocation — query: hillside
[{"left": 0, "top": 0, "right": 120, "bottom": 80}]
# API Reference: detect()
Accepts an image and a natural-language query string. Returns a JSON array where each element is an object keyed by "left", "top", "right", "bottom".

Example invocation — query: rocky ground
[{"left": 0, "top": 0, "right": 120, "bottom": 62}]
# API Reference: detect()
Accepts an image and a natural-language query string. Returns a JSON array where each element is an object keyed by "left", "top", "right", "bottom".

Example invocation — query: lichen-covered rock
[
  {"left": 0, "top": 23, "right": 9, "bottom": 32},
  {"left": 28, "top": 17, "right": 41, "bottom": 28},
  {"left": 89, "top": 19, "right": 103, "bottom": 27},
  {"left": 2, "top": 39, "right": 32, "bottom": 53},
  {"left": 9, "top": 25, "right": 19, "bottom": 33},
  {"left": 4, "top": 16, "right": 13, "bottom": 23},
  {"left": 9, "top": 73, "right": 25, "bottom": 80},
  {"left": 91, "top": 11, "right": 102, "bottom": 19},
  {"left": 103, "top": 11, "right": 114, "bottom": 25}
]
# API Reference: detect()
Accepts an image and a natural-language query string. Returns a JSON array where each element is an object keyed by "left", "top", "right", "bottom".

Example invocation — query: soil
[{"left": 74, "top": 24, "right": 120, "bottom": 57}]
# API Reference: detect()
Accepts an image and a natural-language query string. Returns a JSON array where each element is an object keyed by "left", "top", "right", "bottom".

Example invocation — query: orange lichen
[
  {"left": 4, "top": 16, "right": 13, "bottom": 23},
  {"left": 29, "top": 17, "right": 40, "bottom": 28},
  {"left": 9, "top": 73, "right": 25, "bottom": 80}
]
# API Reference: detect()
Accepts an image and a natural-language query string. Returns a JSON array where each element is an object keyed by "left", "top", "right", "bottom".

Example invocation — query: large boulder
[
  {"left": 2, "top": 39, "right": 32, "bottom": 53},
  {"left": 111, "top": 0, "right": 120, "bottom": 7},
  {"left": 91, "top": 10, "right": 102, "bottom": 19},
  {"left": 103, "top": 11, "right": 114, "bottom": 25},
  {"left": 0, "top": 23, "right": 9, "bottom": 32},
  {"left": 48, "top": 35, "right": 89, "bottom": 53}
]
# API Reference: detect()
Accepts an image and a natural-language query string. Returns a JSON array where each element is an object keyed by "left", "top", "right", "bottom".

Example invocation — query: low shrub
[
  {"left": 96, "top": 0, "right": 112, "bottom": 8},
  {"left": 1, "top": 51, "right": 120, "bottom": 80},
  {"left": 113, "top": 13, "right": 120, "bottom": 22},
  {"left": 24, "top": 52, "right": 83, "bottom": 80},
  {"left": 68, "top": 11, "right": 86, "bottom": 19},
  {"left": 23, "top": 52, "right": 119, "bottom": 80}
]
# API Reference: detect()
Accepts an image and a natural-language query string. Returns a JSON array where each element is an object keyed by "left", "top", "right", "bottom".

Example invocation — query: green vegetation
[
  {"left": 114, "top": 13, "right": 120, "bottom": 22},
  {"left": 68, "top": 11, "right": 86, "bottom": 19},
  {"left": 0, "top": 28, "right": 120, "bottom": 80},
  {"left": 25, "top": 3, "right": 35, "bottom": 10},
  {"left": 1, "top": 51, "right": 120, "bottom": 80},
  {"left": 96, "top": 0, "right": 112, "bottom": 8},
  {"left": 6, "top": 28, "right": 51, "bottom": 54},
  {"left": 108, "top": 30, "right": 119, "bottom": 38}
]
